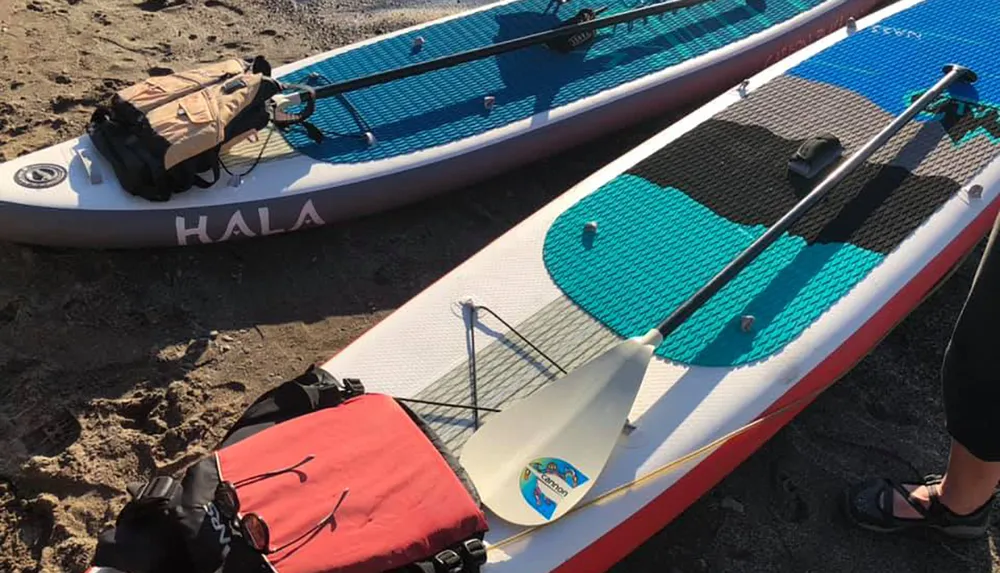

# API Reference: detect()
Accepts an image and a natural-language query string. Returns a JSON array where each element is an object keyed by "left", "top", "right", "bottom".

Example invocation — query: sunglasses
[{"left": 213, "top": 454, "right": 350, "bottom": 555}]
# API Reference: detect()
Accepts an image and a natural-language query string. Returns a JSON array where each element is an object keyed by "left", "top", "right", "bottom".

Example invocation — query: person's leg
[
  {"left": 845, "top": 211, "right": 1000, "bottom": 537},
  {"left": 939, "top": 208, "right": 1000, "bottom": 474}
]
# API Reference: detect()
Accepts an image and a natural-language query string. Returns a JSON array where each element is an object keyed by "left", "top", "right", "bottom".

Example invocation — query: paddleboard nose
[{"left": 2, "top": 141, "right": 77, "bottom": 209}]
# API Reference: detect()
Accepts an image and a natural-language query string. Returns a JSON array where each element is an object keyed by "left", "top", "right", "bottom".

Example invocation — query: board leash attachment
[
  {"left": 458, "top": 63, "right": 978, "bottom": 527},
  {"left": 268, "top": 0, "right": 719, "bottom": 120}
]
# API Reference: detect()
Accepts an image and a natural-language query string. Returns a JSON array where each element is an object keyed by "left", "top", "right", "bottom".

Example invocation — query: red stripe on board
[{"left": 553, "top": 196, "right": 1000, "bottom": 573}]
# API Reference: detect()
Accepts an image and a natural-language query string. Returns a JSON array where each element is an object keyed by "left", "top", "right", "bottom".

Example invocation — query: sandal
[{"left": 843, "top": 474, "right": 994, "bottom": 539}]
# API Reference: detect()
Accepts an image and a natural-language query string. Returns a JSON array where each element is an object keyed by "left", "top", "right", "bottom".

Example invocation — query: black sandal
[{"left": 843, "top": 474, "right": 993, "bottom": 539}]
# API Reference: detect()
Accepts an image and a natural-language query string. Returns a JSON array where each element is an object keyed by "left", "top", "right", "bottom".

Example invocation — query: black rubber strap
[
  {"left": 788, "top": 132, "right": 843, "bottom": 179},
  {"left": 191, "top": 159, "right": 221, "bottom": 189}
]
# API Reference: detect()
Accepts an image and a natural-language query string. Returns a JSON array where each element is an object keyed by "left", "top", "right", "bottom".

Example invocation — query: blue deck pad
[
  {"left": 275, "top": 0, "right": 825, "bottom": 163},
  {"left": 542, "top": 176, "right": 883, "bottom": 367},
  {"left": 789, "top": 0, "right": 1000, "bottom": 122}
]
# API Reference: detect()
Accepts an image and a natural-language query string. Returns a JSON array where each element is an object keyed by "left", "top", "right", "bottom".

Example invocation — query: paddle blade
[{"left": 459, "top": 331, "right": 659, "bottom": 526}]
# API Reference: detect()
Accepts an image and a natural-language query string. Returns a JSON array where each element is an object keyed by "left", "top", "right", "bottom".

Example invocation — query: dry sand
[{"left": 0, "top": 0, "right": 998, "bottom": 571}]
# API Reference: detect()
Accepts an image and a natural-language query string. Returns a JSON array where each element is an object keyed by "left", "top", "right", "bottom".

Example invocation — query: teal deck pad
[
  {"left": 542, "top": 175, "right": 883, "bottom": 367},
  {"left": 274, "top": 0, "right": 825, "bottom": 163}
]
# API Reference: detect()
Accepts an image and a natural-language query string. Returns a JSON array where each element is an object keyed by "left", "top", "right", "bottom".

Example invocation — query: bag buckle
[
  {"left": 434, "top": 549, "right": 464, "bottom": 573},
  {"left": 461, "top": 538, "right": 487, "bottom": 566},
  {"left": 123, "top": 476, "right": 181, "bottom": 518},
  {"left": 341, "top": 377, "right": 365, "bottom": 398},
  {"left": 129, "top": 476, "right": 179, "bottom": 504}
]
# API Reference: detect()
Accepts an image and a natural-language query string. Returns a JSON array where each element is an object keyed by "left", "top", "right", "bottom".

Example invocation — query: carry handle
[
  {"left": 269, "top": 86, "right": 316, "bottom": 126},
  {"left": 655, "top": 63, "right": 978, "bottom": 339}
]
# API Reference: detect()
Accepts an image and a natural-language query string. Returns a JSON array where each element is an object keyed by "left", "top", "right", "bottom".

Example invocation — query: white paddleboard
[{"left": 1, "top": 0, "right": 881, "bottom": 248}]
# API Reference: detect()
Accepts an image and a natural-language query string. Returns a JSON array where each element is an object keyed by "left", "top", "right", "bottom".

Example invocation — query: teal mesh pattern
[
  {"left": 275, "top": 0, "right": 825, "bottom": 163},
  {"left": 542, "top": 175, "right": 884, "bottom": 366}
]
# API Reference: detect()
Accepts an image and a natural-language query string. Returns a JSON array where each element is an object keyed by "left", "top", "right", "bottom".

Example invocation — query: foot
[
  {"left": 892, "top": 477, "right": 994, "bottom": 519},
  {"left": 844, "top": 474, "right": 994, "bottom": 539},
  {"left": 890, "top": 482, "right": 934, "bottom": 519}
]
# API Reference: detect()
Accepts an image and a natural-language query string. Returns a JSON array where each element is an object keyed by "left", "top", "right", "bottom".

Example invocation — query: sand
[{"left": 0, "top": 0, "right": 997, "bottom": 570}]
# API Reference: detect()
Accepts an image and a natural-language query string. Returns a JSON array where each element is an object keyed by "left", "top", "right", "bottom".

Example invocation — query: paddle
[{"left": 459, "top": 63, "right": 977, "bottom": 527}]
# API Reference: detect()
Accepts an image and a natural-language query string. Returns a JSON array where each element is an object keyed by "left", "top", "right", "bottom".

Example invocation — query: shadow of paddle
[
  {"left": 491, "top": 0, "right": 770, "bottom": 119},
  {"left": 687, "top": 120, "right": 961, "bottom": 367},
  {"left": 626, "top": 363, "right": 730, "bottom": 458}
]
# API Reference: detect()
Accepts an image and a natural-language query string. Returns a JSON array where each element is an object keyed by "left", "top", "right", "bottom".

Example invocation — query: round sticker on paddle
[{"left": 519, "top": 457, "right": 590, "bottom": 520}]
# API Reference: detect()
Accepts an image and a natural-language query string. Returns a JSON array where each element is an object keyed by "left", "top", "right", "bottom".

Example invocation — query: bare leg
[{"left": 892, "top": 440, "right": 1000, "bottom": 518}]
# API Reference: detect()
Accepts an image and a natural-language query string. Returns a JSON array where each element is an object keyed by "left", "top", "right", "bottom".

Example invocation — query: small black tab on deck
[
  {"left": 546, "top": 8, "right": 601, "bottom": 53},
  {"left": 788, "top": 132, "right": 843, "bottom": 180}
]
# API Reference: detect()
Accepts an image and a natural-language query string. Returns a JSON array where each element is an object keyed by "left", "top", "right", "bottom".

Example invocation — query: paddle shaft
[
  {"left": 309, "top": 0, "right": 713, "bottom": 99},
  {"left": 655, "top": 64, "right": 977, "bottom": 339}
]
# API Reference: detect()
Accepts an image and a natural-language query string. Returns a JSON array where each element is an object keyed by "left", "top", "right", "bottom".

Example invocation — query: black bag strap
[
  {"left": 250, "top": 54, "right": 271, "bottom": 76},
  {"left": 270, "top": 83, "right": 317, "bottom": 128},
  {"left": 91, "top": 475, "right": 195, "bottom": 573},
  {"left": 434, "top": 549, "right": 464, "bottom": 573},
  {"left": 87, "top": 113, "right": 153, "bottom": 195},
  {"left": 190, "top": 158, "right": 221, "bottom": 189},
  {"left": 219, "top": 364, "right": 364, "bottom": 447}
]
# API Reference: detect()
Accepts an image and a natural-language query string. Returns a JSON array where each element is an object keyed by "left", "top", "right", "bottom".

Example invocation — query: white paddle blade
[{"left": 459, "top": 329, "right": 661, "bottom": 526}]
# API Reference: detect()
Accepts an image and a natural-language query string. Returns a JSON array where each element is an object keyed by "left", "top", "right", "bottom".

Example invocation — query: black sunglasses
[
  {"left": 213, "top": 455, "right": 349, "bottom": 555},
  {"left": 214, "top": 454, "right": 315, "bottom": 517},
  {"left": 239, "top": 487, "right": 349, "bottom": 554}
]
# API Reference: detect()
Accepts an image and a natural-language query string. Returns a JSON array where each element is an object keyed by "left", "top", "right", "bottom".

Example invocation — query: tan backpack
[{"left": 88, "top": 56, "right": 289, "bottom": 201}]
